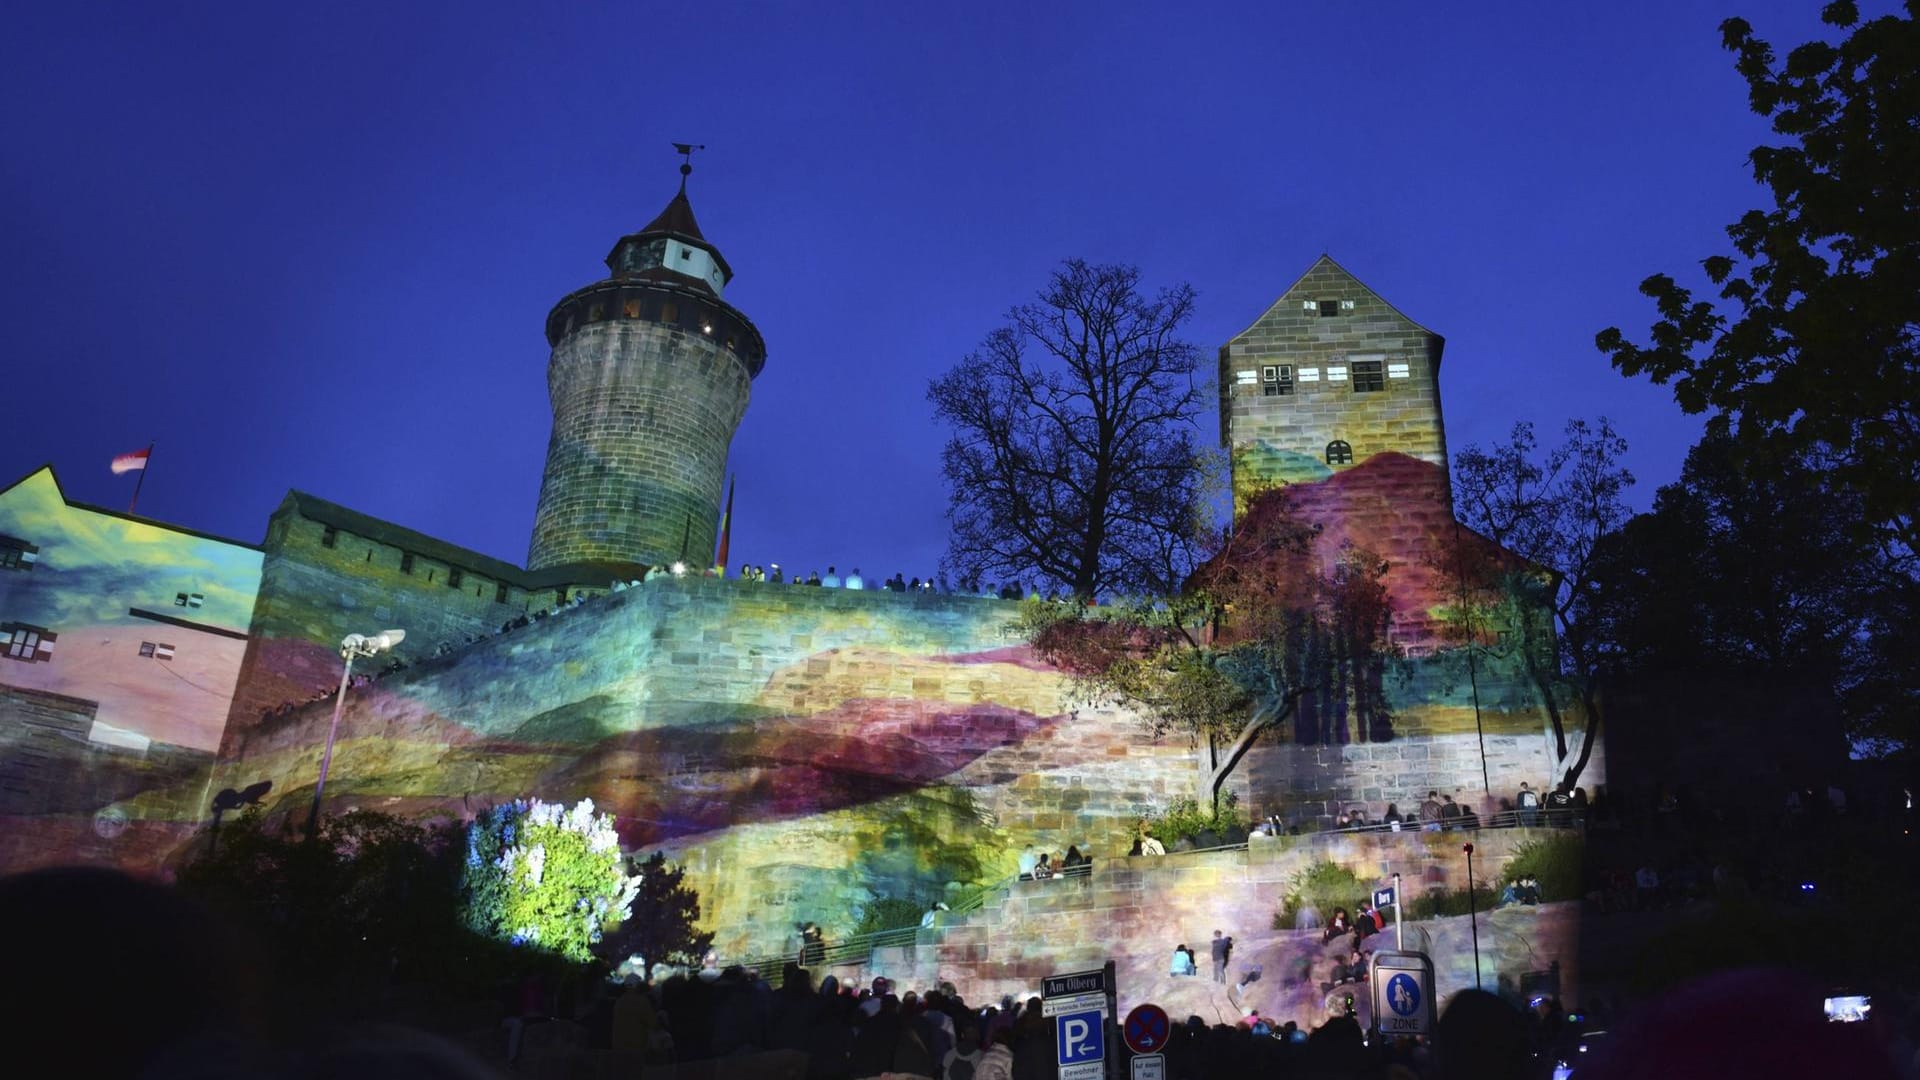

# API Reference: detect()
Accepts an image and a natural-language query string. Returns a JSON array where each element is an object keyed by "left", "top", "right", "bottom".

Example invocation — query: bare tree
[
  {"left": 1024, "top": 490, "right": 1394, "bottom": 808},
  {"left": 1446, "top": 419, "right": 1633, "bottom": 791},
  {"left": 929, "top": 259, "right": 1206, "bottom": 599}
]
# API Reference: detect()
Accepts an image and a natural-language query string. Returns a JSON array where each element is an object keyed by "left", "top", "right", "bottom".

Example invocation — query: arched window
[{"left": 1326, "top": 440, "right": 1354, "bottom": 465}]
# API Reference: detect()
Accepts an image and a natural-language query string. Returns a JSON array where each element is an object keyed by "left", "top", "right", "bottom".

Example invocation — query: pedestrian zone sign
[{"left": 1369, "top": 949, "right": 1435, "bottom": 1037}]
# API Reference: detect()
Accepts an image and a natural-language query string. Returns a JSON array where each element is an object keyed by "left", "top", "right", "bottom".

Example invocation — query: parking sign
[{"left": 1057, "top": 1008, "right": 1105, "bottom": 1077}]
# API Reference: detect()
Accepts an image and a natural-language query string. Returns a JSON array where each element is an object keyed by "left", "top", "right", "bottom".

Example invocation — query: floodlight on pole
[{"left": 308, "top": 629, "right": 405, "bottom": 837}]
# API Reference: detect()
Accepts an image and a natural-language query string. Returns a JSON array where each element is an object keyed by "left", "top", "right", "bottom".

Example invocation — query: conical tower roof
[{"left": 604, "top": 183, "right": 734, "bottom": 293}]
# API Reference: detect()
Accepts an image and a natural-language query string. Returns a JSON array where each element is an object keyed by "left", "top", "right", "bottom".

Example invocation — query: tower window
[
  {"left": 138, "top": 641, "right": 174, "bottom": 660},
  {"left": 495, "top": 583, "right": 510, "bottom": 605},
  {"left": 1352, "top": 360, "right": 1384, "bottom": 393},
  {"left": 321, "top": 526, "right": 338, "bottom": 549},
  {"left": 623, "top": 299, "right": 642, "bottom": 319},
  {"left": 1326, "top": 440, "right": 1354, "bottom": 465},
  {"left": 448, "top": 568, "right": 464, "bottom": 590},
  {"left": 588, "top": 303, "right": 605, "bottom": 322},
  {"left": 659, "top": 300, "right": 678, "bottom": 325},
  {"left": 1317, "top": 300, "right": 1340, "bottom": 318},
  {"left": 555, "top": 588, "right": 568, "bottom": 606},
  {"left": 1261, "top": 365, "right": 1294, "bottom": 397},
  {"left": 400, "top": 553, "right": 415, "bottom": 575},
  {"left": 1, "top": 622, "right": 54, "bottom": 663},
  {"left": 0, "top": 535, "right": 37, "bottom": 571},
  {"left": 173, "top": 592, "right": 204, "bottom": 609}
]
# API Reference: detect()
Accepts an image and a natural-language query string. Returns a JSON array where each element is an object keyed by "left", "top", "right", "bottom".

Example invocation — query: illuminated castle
[{"left": 0, "top": 177, "right": 1595, "bottom": 995}]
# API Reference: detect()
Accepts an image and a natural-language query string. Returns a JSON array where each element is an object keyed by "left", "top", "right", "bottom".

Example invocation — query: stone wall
[
  {"left": 221, "top": 499, "right": 558, "bottom": 754},
  {"left": 529, "top": 319, "right": 755, "bottom": 571},
  {"left": 854, "top": 827, "right": 1582, "bottom": 1020},
  {"left": 1221, "top": 255, "right": 1448, "bottom": 496},
  {"left": 206, "top": 575, "right": 1571, "bottom": 958}
]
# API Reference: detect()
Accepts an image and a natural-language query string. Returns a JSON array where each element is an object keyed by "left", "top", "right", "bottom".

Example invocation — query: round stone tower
[{"left": 528, "top": 169, "right": 766, "bottom": 575}]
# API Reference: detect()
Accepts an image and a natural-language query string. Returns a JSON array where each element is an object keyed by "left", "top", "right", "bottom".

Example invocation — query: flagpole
[
  {"left": 713, "top": 476, "right": 735, "bottom": 576},
  {"left": 128, "top": 442, "right": 154, "bottom": 515}
]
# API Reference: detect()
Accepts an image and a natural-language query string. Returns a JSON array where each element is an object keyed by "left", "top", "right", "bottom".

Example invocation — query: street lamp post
[
  {"left": 308, "top": 629, "right": 405, "bottom": 838},
  {"left": 1464, "top": 842, "right": 1482, "bottom": 990}
]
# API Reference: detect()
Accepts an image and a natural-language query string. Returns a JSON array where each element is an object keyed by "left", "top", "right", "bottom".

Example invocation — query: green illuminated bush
[
  {"left": 460, "top": 798, "right": 641, "bottom": 963},
  {"left": 1502, "top": 833, "right": 1584, "bottom": 902},
  {"left": 1277, "top": 859, "right": 1369, "bottom": 927},
  {"left": 1145, "top": 792, "right": 1245, "bottom": 845}
]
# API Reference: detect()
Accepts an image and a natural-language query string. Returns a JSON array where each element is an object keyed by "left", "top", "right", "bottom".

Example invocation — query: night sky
[{"left": 1, "top": 1, "right": 1856, "bottom": 581}]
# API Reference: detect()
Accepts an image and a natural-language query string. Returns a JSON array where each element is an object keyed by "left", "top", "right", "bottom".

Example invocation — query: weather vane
[{"left": 672, "top": 142, "right": 705, "bottom": 192}]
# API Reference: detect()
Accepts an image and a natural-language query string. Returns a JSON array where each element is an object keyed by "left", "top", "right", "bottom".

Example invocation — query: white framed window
[{"left": 2, "top": 622, "right": 55, "bottom": 662}]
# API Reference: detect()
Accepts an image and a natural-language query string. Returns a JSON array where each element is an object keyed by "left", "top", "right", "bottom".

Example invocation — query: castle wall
[
  {"left": 529, "top": 319, "right": 754, "bottom": 571},
  {"left": 220, "top": 500, "right": 562, "bottom": 754},
  {"left": 203, "top": 575, "right": 1570, "bottom": 957},
  {"left": 1221, "top": 257, "right": 1448, "bottom": 498},
  {"left": 864, "top": 829, "right": 1581, "bottom": 1018}
]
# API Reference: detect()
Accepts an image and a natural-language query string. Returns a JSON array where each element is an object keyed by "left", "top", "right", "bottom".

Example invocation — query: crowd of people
[{"left": 1016, "top": 844, "right": 1093, "bottom": 880}]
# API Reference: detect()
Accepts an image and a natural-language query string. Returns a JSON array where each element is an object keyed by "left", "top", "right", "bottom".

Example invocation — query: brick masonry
[
  {"left": 528, "top": 319, "right": 755, "bottom": 572},
  {"left": 857, "top": 827, "right": 1583, "bottom": 1020},
  {"left": 1221, "top": 256, "right": 1449, "bottom": 499},
  {"left": 203, "top": 576, "right": 1575, "bottom": 959}
]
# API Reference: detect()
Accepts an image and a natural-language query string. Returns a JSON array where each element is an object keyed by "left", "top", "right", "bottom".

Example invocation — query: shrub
[
  {"left": 460, "top": 798, "right": 640, "bottom": 963},
  {"left": 1145, "top": 791, "right": 1245, "bottom": 845},
  {"left": 1407, "top": 885, "right": 1498, "bottom": 919},
  {"left": 1277, "top": 859, "right": 1369, "bottom": 927},
  {"left": 851, "top": 895, "right": 929, "bottom": 937},
  {"left": 1502, "top": 833, "right": 1584, "bottom": 902}
]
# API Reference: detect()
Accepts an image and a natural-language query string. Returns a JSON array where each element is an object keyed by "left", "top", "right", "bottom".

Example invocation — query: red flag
[
  {"left": 110, "top": 447, "right": 151, "bottom": 474},
  {"left": 713, "top": 476, "right": 735, "bottom": 575}
]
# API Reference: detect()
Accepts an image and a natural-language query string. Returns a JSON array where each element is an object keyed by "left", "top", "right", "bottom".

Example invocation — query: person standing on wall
[
  {"left": 1517, "top": 782, "right": 1542, "bottom": 827},
  {"left": 1211, "top": 930, "right": 1233, "bottom": 984}
]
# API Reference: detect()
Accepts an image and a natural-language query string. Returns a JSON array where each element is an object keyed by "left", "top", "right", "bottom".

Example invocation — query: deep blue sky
[{"left": 1, "top": 1, "right": 1857, "bottom": 579}]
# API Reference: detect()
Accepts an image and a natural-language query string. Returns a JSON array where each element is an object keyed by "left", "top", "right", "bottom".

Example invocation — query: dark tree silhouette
[
  {"left": 1444, "top": 419, "right": 1631, "bottom": 792},
  {"left": 596, "top": 851, "right": 712, "bottom": 974},
  {"left": 929, "top": 259, "right": 1206, "bottom": 599},
  {"left": 1023, "top": 489, "right": 1392, "bottom": 807},
  {"left": 1597, "top": 1, "right": 1920, "bottom": 568}
]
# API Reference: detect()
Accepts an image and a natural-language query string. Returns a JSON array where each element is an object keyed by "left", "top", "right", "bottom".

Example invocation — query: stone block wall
[
  {"left": 529, "top": 320, "right": 754, "bottom": 571},
  {"left": 221, "top": 500, "right": 560, "bottom": 753},
  {"left": 1221, "top": 256, "right": 1447, "bottom": 497},
  {"left": 205, "top": 575, "right": 1573, "bottom": 959},
  {"left": 854, "top": 827, "right": 1582, "bottom": 1019}
]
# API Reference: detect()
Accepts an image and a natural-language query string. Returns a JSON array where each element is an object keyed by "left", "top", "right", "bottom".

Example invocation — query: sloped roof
[
  {"left": 1227, "top": 254, "right": 1446, "bottom": 369},
  {"left": 0, "top": 464, "right": 261, "bottom": 549},
  {"left": 642, "top": 189, "right": 706, "bottom": 241}
]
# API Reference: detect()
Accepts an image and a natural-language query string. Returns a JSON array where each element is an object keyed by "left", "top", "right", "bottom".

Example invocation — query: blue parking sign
[{"left": 1056, "top": 1009, "right": 1105, "bottom": 1065}]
